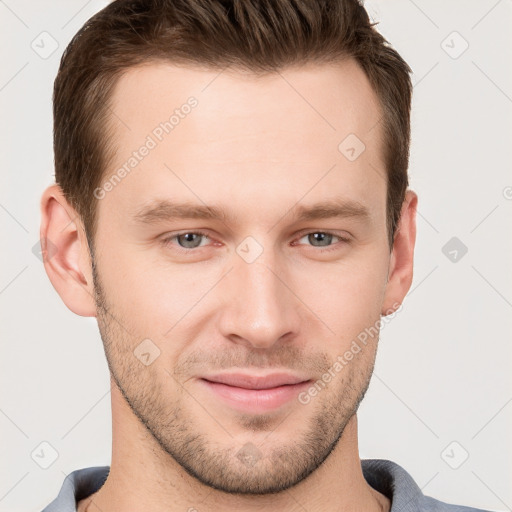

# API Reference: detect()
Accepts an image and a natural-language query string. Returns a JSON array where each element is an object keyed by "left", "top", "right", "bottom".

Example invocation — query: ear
[
  {"left": 39, "top": 184, "right": 97, "bottom": 317},
  {"left": 381, "top": 189, "right": 418, "bottom": 316}
]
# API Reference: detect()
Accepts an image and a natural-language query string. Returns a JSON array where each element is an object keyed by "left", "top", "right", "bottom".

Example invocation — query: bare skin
[{"left": 41, "top": 58, "right": 417, "bottom": 512}]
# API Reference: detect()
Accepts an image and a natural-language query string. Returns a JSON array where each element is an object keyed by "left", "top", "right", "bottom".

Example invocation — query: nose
[{"left": 217, "top": 251, "right": 301, "bottom": 350}]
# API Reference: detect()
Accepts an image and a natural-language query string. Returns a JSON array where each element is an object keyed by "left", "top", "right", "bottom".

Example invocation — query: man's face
[{"left": 92, "top": 59, "right": 393, "bottom": 494}]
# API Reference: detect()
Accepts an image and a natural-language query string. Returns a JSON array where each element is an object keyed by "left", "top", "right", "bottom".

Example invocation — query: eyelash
[{"left": 160, "top": 230, "right": 351, "bottom": 254}]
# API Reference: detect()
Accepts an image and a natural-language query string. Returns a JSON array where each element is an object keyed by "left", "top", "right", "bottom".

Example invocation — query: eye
[
  {"left": 161, "top": 231, "right": 211, "bottom": 251},
  {"left": 160, "top": 229, "right": 351, "bottom": 254},
  {"left": 294, "top": 231, "right": 351, "bottom": 251}
]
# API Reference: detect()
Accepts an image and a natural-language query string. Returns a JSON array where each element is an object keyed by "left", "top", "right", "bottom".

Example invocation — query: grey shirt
[{"left": 41, "top": 458, "right": 493, "bottom": 511}]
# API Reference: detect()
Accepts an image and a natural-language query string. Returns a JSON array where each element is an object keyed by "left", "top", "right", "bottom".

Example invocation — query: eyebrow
[{"left": 131, "top": 198, "right": 371, "bottom": 225}]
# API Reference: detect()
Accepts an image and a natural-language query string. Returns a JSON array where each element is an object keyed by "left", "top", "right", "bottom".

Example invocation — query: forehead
[
  {"left": 100, "top": 59, "right": 386, "bottom": 224},
  {"left": 108, "top": 58, "right": 383, "bottom": 146}
]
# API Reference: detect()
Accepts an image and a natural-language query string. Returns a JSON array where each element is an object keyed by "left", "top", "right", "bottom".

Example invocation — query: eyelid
[
  {"left": 160, "top": 229, "right": 214, "bottom": 251},
  {"left": 293, "top": 228, "right": 352, "bottom": 242},
  {"left": 292, "top": 231, "right": 352, "bottom": 251},
  {"left": 160, "top": 229, "right": 351, "bottom": 253}
]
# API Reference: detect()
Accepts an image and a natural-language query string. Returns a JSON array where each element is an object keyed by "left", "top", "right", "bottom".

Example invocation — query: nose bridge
[{"left": 219, "top": 245, "right": 298, "bottom": 348}]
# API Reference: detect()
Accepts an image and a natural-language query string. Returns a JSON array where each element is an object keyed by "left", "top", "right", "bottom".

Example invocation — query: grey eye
[
  {"left": 300, "top": 232, "right": 336, "bottom": 247},
  {"left": 176, "top": 233, "right": 206, "bottom": 249}
]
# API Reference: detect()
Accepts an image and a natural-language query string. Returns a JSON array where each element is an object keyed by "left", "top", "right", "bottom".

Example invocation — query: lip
[
  {"left": 201, "top": 372, "right": 310, "bottom": 389},
  {"left": 199, "top": 372, "right": 311, "bottom": 413}
]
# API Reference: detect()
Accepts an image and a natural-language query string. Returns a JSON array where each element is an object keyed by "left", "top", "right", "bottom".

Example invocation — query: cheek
[
  {"left": 299, "top": 254, "right": 389, "bottom": 334},
  {"left": 95, "top": 243, "right": 179, "bottom": 335},
  {"left": 97, "top": 226, "right": 389, "bottom": 346}
]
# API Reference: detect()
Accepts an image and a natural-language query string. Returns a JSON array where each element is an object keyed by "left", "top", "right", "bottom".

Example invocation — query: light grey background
[{"left": 1, "top": 1, "right": 511, "bottom": 511}]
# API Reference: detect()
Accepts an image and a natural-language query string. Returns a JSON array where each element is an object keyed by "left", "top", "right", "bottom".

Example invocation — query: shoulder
[
  {"left": 361, "top": 458, "right": 495, "bottom": 512},
  {"left": 41, "top": 466, "right": 110, "bottom": 512},
  {"left": 421, "top": 495, "right": 495, "bottom": 511}
]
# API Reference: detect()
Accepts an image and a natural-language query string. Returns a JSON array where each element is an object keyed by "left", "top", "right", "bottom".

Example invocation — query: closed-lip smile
[{"left": 198, "top": 372, "right": 312, "bottom": 413}]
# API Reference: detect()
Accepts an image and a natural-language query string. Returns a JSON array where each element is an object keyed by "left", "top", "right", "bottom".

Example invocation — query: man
[{"left": 39, "top": 0, "right": 490, "bottom": 511}]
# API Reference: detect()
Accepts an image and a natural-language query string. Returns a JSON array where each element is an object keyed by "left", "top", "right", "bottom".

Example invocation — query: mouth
[{"left": 198, "top": 372, "right": 312, "bottom": 413}]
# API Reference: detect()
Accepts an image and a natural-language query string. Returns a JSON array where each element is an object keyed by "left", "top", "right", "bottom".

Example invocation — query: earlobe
[
  {"left": 39, "top": 184, "right": 97, "bottom": 317},
  {"left": 381, "top": 189, "right": 418, "bottom": 315}
]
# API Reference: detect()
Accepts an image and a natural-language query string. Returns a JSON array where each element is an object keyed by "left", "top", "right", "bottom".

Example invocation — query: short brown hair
[{"left": 53, "top": 0, "right": 413, "bottom": 254}]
